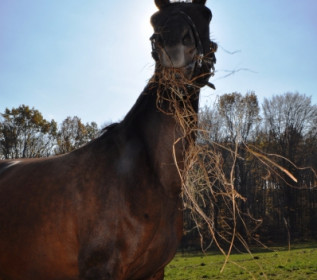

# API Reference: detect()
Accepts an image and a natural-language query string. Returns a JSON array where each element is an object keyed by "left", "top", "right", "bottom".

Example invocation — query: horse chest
[
  {"left": 121, "top": 194, "right": 183, "bottom": 279},
  {"left": 78, "top": 173, "right": 182, "bottom": 279}
]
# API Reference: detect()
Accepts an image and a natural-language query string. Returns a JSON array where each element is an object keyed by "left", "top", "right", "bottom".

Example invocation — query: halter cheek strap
[{"left": 178, "top": 11, "right": 204, "bottom": 67}]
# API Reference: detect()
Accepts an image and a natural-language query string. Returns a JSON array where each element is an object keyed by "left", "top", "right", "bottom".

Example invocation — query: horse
[{"left": 0, "top": 0, "right": 216, "bottom": 279}]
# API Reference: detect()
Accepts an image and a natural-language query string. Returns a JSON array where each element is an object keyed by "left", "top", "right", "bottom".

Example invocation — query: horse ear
[
  {"left": 192, "top": 0, "right": 207, "bottom": 5},
  {"left": 155, "top": 0, "right": 170, "bottom": 9}
]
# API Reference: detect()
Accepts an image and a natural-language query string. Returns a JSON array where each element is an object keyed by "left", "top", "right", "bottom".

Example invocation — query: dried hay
[{"left": 152, "top": 66, "right": 305, "bottom": 270}]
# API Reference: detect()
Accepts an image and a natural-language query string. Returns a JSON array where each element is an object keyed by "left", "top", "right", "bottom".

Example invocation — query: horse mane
[
  {"left": 98, "top": 83, "right": 156, "bottom": 142},
  {"left": 101, "top": 122, "right": 119, "bottom": 134}
]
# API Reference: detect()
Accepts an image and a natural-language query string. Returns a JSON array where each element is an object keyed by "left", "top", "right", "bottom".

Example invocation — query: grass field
[{"left": 165, "top": 243, "right": 317, "bottom": 279}]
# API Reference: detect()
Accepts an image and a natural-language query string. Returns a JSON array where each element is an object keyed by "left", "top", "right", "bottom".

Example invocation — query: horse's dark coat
[{"left": 0, "top": 1, "right": 215, "bottom": 279}]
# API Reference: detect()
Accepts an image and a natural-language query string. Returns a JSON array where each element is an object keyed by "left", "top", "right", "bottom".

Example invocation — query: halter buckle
[{"left": 197, "top": 54, "right": 203, "bottom": 67}]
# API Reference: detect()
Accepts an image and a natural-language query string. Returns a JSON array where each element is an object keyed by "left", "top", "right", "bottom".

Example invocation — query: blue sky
[{"left": 1, "top": 0, "right": 316, "bottom": 127}]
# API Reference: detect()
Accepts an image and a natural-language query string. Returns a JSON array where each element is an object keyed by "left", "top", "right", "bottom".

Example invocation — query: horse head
[{"left": 150, "top": 0, "right": 217, "bottom": 88}]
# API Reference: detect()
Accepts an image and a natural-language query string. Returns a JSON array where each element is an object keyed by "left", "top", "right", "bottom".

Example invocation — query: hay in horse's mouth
[
  {"left": 153, "top": 65, "right": 199, "bottom": 91},
  {"left": 157, "top": 62, "right": 197, "bottom": 82}
]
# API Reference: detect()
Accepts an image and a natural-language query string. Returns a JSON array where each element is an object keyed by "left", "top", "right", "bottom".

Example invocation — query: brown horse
[{"left": 0, "top": 0, "right": 216, "bottom": 279}]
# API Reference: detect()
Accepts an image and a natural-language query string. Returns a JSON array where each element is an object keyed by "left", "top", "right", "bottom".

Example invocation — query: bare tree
[
  {"left": 217, "top": 92, "right": 260, "bottom": 143},
  {"left": 261, "top": 92, "right": 317, "bottom": 241},
  {"left": 262, "top": 92, "right": 316, "bottom": 157}
]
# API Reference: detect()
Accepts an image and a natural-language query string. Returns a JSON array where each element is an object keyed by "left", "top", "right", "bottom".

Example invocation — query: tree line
[
  {"left": 0, "top": 105, "right": 99, "bottom": 159},
  {"left": 183, "top": 91, "right": 317, "bottom": 248},
  {"left": 1, "top": 92, "right": 316, "bottom": 246}
]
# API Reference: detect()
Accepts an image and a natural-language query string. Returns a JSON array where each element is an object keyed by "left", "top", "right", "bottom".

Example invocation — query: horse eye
[
  {"left": 157, "top": 35, "right": 164, "bottom": 46},
  {"left": 182, "top": 32, "right": 192, "bottom": 45},
  {"left": 150, "top": 33, "right": 164, "bottom": 48},
  {"left": 154, "top": 34, "right": 164, "bottom": 46}
]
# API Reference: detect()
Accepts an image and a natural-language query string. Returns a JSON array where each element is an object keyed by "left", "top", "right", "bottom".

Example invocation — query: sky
[{"left": 1, "top": 0, "right": 316, "bottom": 127}]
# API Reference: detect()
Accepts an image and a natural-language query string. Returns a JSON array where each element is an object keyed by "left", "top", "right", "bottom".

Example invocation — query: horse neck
[{"left": 122, "top": 82, "right": 200, "bottom": 194}]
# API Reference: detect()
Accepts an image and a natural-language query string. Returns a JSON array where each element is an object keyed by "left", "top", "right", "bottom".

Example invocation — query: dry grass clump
[
  {"left": 152, "top": 66, "right": 303, "bottom": 270},
  {"left": 153, "top": 67, "right": 250, "bottom": 257}
]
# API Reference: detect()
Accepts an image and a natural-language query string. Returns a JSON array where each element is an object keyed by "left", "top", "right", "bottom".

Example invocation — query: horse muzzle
[{"left": 155, "top": 43, "right": 199, "bottom": 79}]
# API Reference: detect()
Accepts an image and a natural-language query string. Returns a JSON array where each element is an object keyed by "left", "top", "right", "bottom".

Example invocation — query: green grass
[{"left": 165, "top": 243, "right": 317, "bottom": 279}]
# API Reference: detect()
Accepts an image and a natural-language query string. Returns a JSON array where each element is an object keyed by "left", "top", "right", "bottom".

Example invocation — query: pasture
[{"left": 165, "top": 243, "right": 317, "bottom": 279}]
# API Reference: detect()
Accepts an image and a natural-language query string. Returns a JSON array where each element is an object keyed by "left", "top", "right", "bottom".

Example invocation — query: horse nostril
[{"left": 189, "top": 47, "right": 196, "bottom": 55}]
